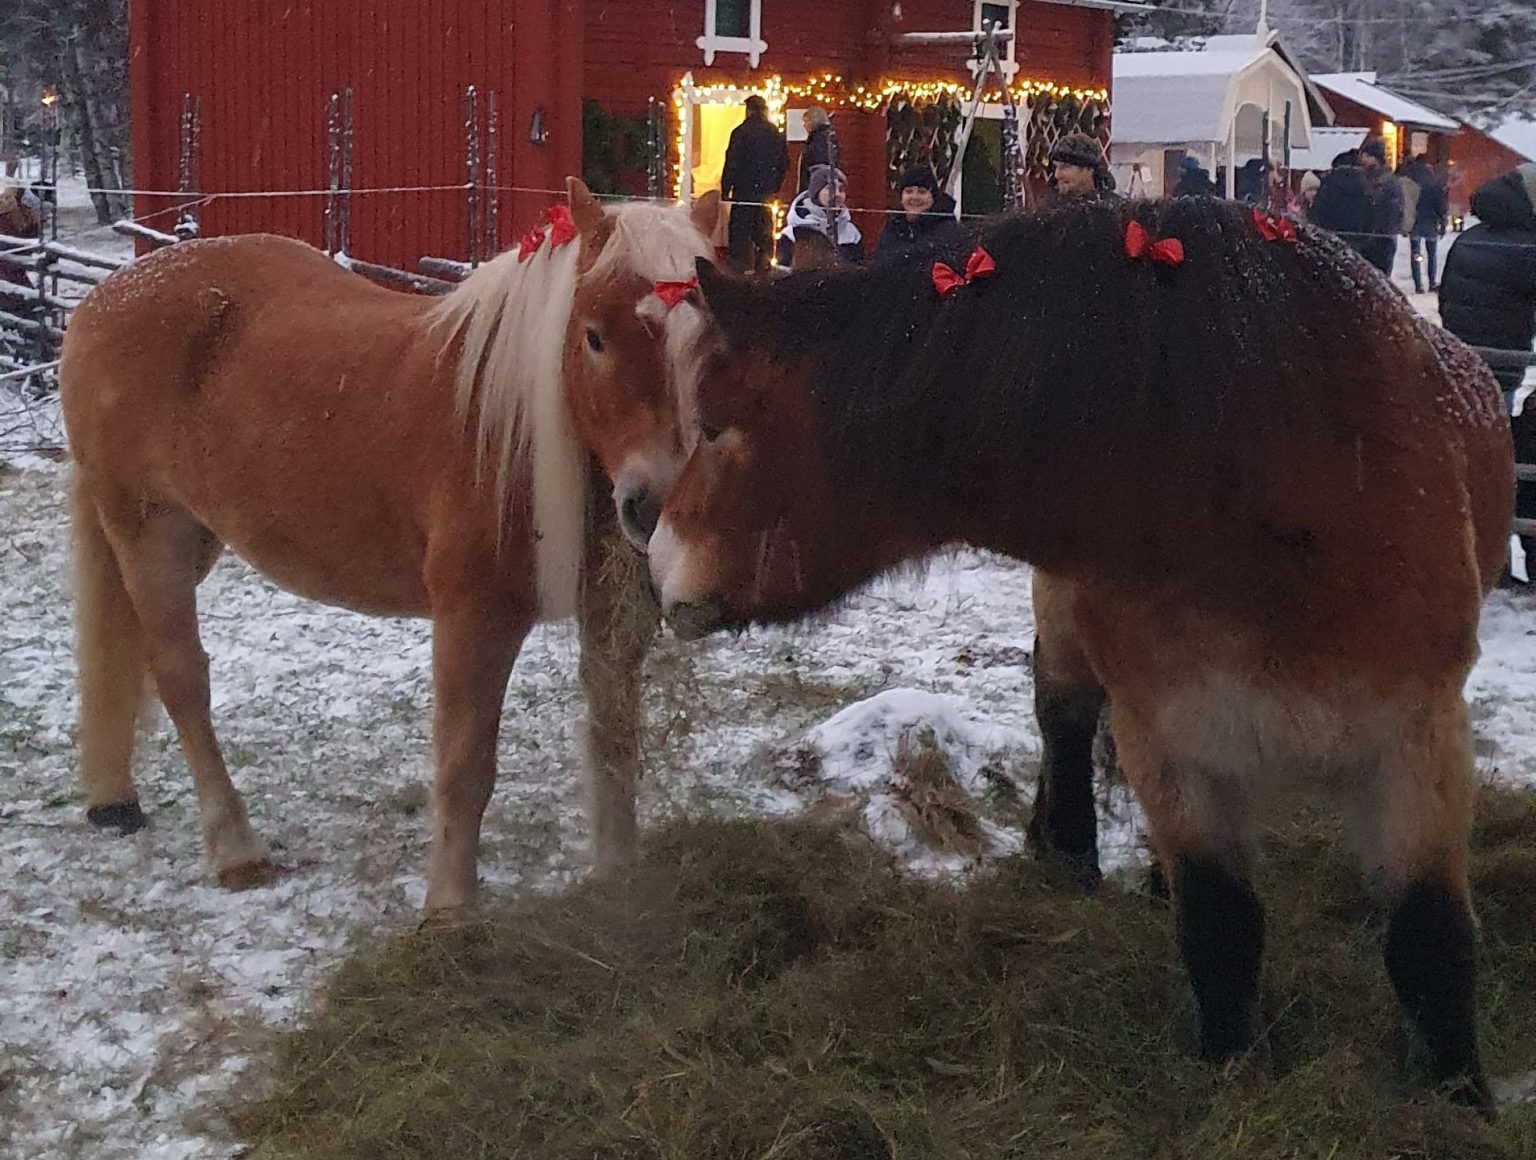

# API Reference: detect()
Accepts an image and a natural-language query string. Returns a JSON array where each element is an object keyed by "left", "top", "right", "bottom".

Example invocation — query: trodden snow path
[{"left": 3, "top": 452, "right": 1536, "bottom": 1156}]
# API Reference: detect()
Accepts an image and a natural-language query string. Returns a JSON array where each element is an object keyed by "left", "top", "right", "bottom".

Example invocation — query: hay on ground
[{"left": 233, "top": 790, "right": 1536, "bottom": 1160}]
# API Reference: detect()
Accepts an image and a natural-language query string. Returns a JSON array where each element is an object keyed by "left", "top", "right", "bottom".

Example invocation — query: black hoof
[{"left": 87, "top": 800, "right": 147, "bottom": 835}]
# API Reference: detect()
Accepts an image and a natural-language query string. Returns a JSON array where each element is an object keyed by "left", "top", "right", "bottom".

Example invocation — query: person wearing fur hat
[
  {"left": 874, "top": 163, "right": 962, "bottom": 264},
  {"left": 1440, "top": 162, "right": 1536, "bottom": 579},
  {"left": 776, "top": 164, "right": 863, "bottom": 266},
  {"left": 1047, "top": 132, "right": 1116, "bottom": 200}
]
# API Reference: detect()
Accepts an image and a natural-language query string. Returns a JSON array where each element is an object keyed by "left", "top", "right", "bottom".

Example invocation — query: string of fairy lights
[{"left": 670, "top": 70, "right": 1111, "bottom": 205}]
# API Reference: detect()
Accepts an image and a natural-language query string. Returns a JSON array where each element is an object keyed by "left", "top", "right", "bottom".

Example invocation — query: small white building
[{"left": 1109, "top": 30, "right": 1334, "bottom": 198}]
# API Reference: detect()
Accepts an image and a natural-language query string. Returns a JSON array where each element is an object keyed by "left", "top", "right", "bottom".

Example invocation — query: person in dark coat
[
  {"left": 874, "top": 164, "right": 962, "bottom": 264},
  {"left": 1439, "top": 162, "right": 1536, "bottom": 575},
  {"left": 1402, "top": 154, "right": 1449, "bottom": 292},
  {"left": 720, "top": 95, "right": 789, "bottom": 274},
  {"left": 1310, "top": 145, "right": 1399, "bottom": 275},
  {"left": 1357, "top": 136, "right": 1403, "bottom": 275},
  {"left": 1171, "top": 156, "right": 1216, "bottom": 198},
  {"left": 797, "top": 107, "right": 834, "bottom": 192}
]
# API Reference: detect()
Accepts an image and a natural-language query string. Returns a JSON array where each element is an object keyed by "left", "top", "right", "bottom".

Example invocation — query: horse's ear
[
  {"left": 689, "top": 189, "right": 722, "bottom": 238},
  {"left": 693, "top": 256, "right": 755, "bottom": 345},
  {"left": 566, "top": 177, "right": 605, "bottom": 237}
]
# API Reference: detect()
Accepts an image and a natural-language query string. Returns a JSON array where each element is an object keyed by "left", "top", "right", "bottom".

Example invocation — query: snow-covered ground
[{"left": 3, "top": 229, "right": 1536, "bottom": 1158}]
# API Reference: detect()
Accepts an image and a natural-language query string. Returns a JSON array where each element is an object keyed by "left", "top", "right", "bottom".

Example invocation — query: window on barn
[
  {"left": 698, "top": 0, "right": 767, "bottom": 68},
  {"left": 973, "top": 0, "right": 1020, "bottom": 80}
]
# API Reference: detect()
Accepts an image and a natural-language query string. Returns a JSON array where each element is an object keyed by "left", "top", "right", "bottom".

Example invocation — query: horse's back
[{"left": 60, "top": 234, "right": 467, "bottom": 616}]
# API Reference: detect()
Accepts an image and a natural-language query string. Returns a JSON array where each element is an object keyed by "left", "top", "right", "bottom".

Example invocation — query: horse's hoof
[
  {"left": 217, "top": 859, "right": 276, "bottom": 891},
  {"left": 86, "top": 800, "right": 147, "bottom": 835}
]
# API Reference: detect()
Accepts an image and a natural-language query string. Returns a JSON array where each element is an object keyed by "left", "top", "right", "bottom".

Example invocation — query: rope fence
[{"left": 5, "top": 183, "right": 1536, "bottom": 549}]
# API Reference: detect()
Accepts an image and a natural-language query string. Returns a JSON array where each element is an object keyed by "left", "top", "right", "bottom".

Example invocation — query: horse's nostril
[{"left": 620, "top": 489, "right": 661, "bottom": 542}]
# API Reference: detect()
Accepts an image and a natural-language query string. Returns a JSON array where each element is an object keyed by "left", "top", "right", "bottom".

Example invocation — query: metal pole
[
  {"left": 646, "top": 96, "right": 663, "bottom": 200},
  {"left": 485, "top": 91, "right": 499, "bottom": 256},
  {"left": 340, "top": 86, "right": 353, "bottom": 256},
  {"left": 324, "top": 91, "right": 339, "bottom": 255},
  {"left": 464, "top": 85, "right": 481, "bottom": 266}
]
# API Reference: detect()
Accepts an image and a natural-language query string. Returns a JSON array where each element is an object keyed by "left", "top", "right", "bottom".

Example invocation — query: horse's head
[
  {"left": 648, "top": 259, "right": 860, "bottom": 639},
  {"left": 563, "top": 179, "right": 720, "bottom": 549}
]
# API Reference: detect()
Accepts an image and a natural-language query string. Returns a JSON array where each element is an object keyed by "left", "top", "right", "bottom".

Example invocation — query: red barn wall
[
  {"left": 130, "top": 0, "right": 581, "bottom": 268},
  {"left": 1447, "top": 126, "right": 1531, "bottom": 219},
  {"left": 581, "top": 0, "right": 1112, "bottom": 229}
]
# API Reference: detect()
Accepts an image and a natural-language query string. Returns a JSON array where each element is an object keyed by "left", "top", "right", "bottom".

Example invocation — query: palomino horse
[
  {"left": 649, "top": 197, "right": 1513, "bottom": 1106},
  {"left": 60, "top": 180, "right": 717, "bottom": 909}
]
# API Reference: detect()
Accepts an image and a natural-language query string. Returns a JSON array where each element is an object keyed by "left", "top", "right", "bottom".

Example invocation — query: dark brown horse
[{"left": 649, "top": 197, "right": 1514, "bottom": 1106}]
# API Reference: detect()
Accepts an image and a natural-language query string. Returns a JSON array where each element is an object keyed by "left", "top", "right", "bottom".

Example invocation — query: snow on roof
[
  {"left": 1112, "top": 36, "right": 1312, "bottom": 146},
  {"left": 1311, "top": 72, "right": 1458, "bottom": 132},
  {"left": 1491, "top": 116, "right": 1536, "bottom": 163},
  {"left": 1289, "top": 126, "right": 1368, "bottom": 172}
]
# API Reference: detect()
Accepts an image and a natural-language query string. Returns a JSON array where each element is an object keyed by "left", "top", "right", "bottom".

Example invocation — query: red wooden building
[{"left": 129, "top": 0, "right": 1119, "bottom": 268}]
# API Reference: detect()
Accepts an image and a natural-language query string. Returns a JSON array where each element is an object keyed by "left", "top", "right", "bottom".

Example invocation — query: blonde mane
[{"left": 429, "top": 200, "right": 714, "bottom": 615}]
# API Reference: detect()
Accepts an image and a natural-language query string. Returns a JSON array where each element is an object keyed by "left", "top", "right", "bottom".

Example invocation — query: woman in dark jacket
[
  {"left": 874, "top": 164, "right": 962, "bottom": 264},
  {"left": 1404, "top": 155, "right": 1449, "bottom": 292},
  {"left": 1439, "top": 163, "right": 1536, "bottom": 575},
  {"left": 797, "top": 108, "right": 834, "bottom": 192}
]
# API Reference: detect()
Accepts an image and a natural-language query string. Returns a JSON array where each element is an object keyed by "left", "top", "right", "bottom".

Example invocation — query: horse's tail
[{"left": 71, "top": 476, "right": 150, "bottom": 823}]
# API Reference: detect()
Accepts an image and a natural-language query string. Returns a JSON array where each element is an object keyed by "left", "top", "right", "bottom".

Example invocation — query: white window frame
[
  {"left": 697, "top": 0, "right": 767, "bottom": 69},
  {"left": 971, "top": 0, "right": 1020, "bottom": 81}
]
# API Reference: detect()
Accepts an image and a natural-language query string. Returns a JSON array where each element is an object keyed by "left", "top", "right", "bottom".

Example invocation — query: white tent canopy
[{"left": 1110, "top": 32, "right": 1326, "bottom": 197}]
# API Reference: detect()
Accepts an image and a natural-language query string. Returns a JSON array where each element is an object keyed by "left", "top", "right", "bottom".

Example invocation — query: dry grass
[{"left": 233, "top": 790, "right": 1536, "bottom": 1160}]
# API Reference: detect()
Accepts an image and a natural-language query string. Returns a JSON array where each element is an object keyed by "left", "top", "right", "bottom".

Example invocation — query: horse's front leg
[
  {"left": 578, "top": 509, "right": 660, "bottom": 874},
  {"left": 424, "top": 606, "right": 529, "bottom": 910}
]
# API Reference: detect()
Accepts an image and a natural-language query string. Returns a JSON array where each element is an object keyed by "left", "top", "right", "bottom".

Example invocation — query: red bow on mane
[
  {"left": 546, "top": 204, "right": 577, "bottom": 249},
  {"left": 1124, "top": 221, "right": 1184, "bottom": 266},
  {"left": 932, "top": 247, "right": 997, "bottom": 298},
  {"left": 1251, "top": 207, "right": 1298, "bottom": 244},
  {"left": 653, "top": 276, "right": 699, "bottom": 309},
  {"left": 516, "top": 225, "right": 545, "bottom": 263}
]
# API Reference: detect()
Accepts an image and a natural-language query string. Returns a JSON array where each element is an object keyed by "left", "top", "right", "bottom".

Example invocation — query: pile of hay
[{"left": 235, "top": 791, "right": 1536, "bottom": 1159}]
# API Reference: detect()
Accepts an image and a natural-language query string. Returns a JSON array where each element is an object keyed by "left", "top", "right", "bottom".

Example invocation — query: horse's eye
[
  {"left": 585, "top": 328, "right": 603, "bottom": 353},
  {"left": 699, "top": 421, "right": 722, "bottom": 442}
]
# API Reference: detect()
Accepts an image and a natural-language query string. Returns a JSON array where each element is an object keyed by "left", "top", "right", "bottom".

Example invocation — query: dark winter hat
[
  {"left": 1519, "top": 162, "right": 1536, "bottom": 211},
  {"left": 1049, "top": 132, "right": 1104, "bottom": 171},
  {"left": 1180, "top": 156, "right": 1202, "bottom": 173},
  {"left": 1330, "top": 149, "right": 1360, "bottom": 168},
  {"left": 1358, "top": 136, "right": 1387, "bottom": 164},
  {"left": 899, "top": 164, "right": 940, "bottom": 195},
  {"left": 808, "top": 164, "right": 847, "bottom": 202}
]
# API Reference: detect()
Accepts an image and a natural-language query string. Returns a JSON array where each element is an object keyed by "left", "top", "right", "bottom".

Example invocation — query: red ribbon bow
[
  {"left": 931, "top": 247, "right": 997, "bottom": 298},
  {"left": 652, "top": 276, "right": 699, "bottom": 309},
  {"left": 546, "top": 204, "right": 577, "bottom": 249},
  {"left": 1251, "top": 207, "right": 1298, "bottom": 244},
  {"left": 1124, "top": 221, "right": 1185, "bottom": 266},
  {"left": 516, "top": 225, "right": 545, "bottom": 263}
]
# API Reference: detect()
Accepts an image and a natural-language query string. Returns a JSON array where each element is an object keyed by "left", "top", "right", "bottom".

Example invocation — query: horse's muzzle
[
  {"left": 663, "top": 593, "right": 728, "bottom": 640},
  {"left": 618, "top": 487, "right": 661, "bottom": 552}
]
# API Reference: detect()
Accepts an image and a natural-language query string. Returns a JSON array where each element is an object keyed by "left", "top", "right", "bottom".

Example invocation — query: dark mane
[{"left": 720, "top": 198, "right": 1465, "bottom": 527}]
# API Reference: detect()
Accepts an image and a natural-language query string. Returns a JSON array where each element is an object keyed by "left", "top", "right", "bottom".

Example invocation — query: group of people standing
[{"left": 718, "top": 98, "right": 970, "bottom": 272}]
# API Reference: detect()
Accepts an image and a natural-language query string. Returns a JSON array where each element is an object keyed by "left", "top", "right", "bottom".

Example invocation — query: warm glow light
[
  {"left": 1380, "top": 120, "right": 1400, "bottom": 170},
  {"left": 40, "top": 92, "right": 58, "bottom": 108},
  {"left": 670, "top": 71, "right": 1110, "bottom": 199}
]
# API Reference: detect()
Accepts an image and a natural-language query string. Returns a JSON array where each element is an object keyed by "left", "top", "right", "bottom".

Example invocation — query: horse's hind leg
[
  {"left": 72, "top": 477, "right": 150, "bottom": 834},
  {"left": 103, "top": 503, "right": 270, "bottom": 888},
  {"left": 1114, "top": 708, "right": 1266, "bottom": 1060},
  {"left": 578, "top": 512, "right": 660, "bottom": 874},
  {"left": 1351, "top": 700, "right": 1489, "bottom": 1110},
  {"left": 1027, "top": 572, "right": 1105, "bottom": 890}
]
